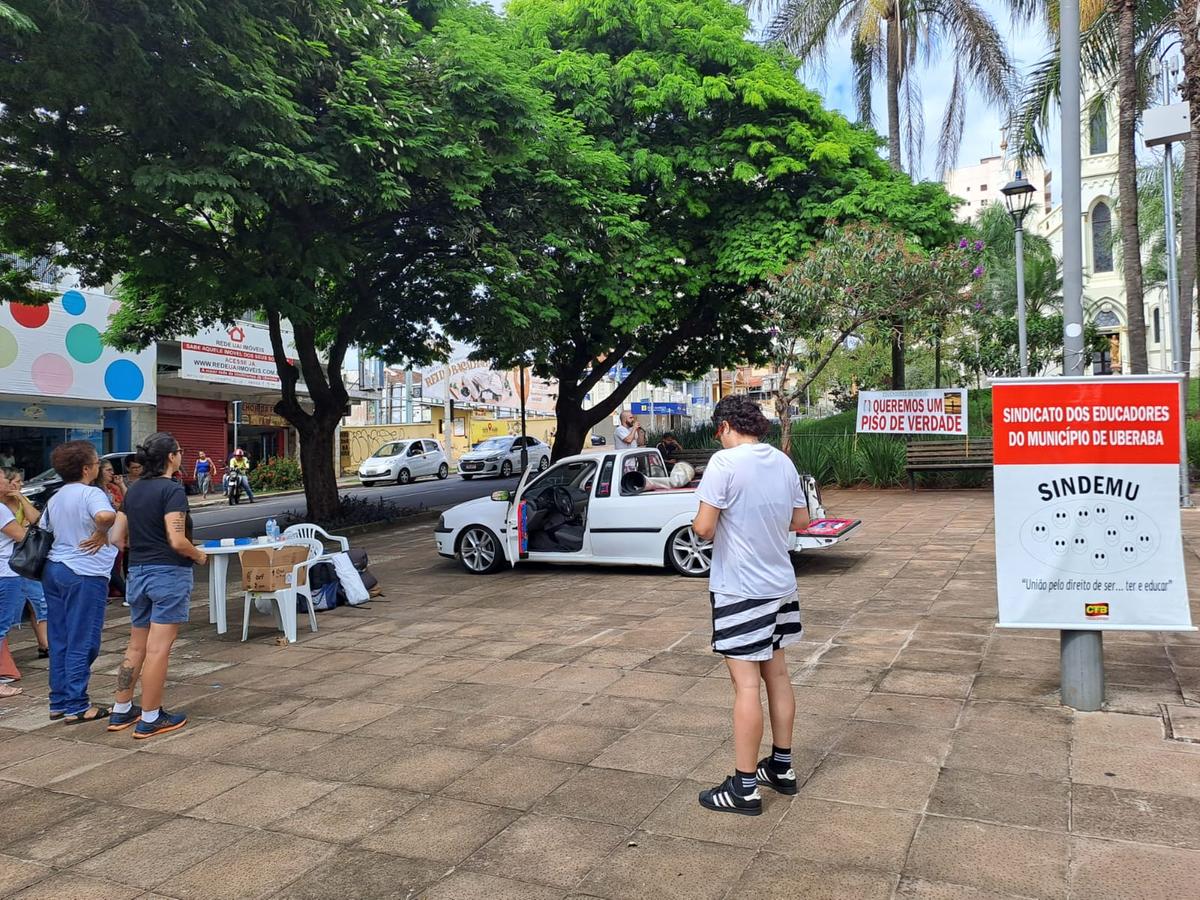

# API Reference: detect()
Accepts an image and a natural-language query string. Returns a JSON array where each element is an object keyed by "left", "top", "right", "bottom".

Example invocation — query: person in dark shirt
[
  {"left": 657, "top": 433, "right": 683, "bottom": 472},
  {"left": 108, "top": 433, "right": 207, "bottom": 739}
]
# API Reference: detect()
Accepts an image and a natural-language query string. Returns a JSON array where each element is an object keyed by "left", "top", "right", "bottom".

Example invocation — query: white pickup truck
[{"left": 435, "top": 447, "right": 860, "bottom": 576}]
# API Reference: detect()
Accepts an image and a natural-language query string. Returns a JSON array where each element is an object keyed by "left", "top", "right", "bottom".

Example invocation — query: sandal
[
  {"left": 63, "top": 705, "right": 111, "bottom": 724},
  {"left": 0, "top": 684, "right": 22, "bottom": 698},
  {"left": 48, "top": 711, "right": 65, "bottom": 720}
]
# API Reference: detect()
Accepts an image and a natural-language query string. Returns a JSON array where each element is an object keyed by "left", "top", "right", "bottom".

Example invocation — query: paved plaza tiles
[{"left": 1, "top": 489, "right": 1199, "bottom": 899}]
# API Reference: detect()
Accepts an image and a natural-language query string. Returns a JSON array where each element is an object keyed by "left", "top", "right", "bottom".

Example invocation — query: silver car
[
  {"left": 358, "top": 439, "right": 449, "bottom": 486},
  {"left": 458, "top": 436, "right": 550, "bottom": 480}
]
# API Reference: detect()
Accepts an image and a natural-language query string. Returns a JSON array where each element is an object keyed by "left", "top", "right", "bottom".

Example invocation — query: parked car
[
  {"left": 458, "top": 435, "right": 551, "bottom": 480},
  {"left": 436, "top": 447, "right": 859, "bottom": 576},
  {"left": 590, "top": 434, "right": 607, "bottom": 446},
  {"left": 358, "top": 439, "right": 449, "bottom": 486},
  {"left": 21, "top": 451, "right": 133, "bottom": 509}
]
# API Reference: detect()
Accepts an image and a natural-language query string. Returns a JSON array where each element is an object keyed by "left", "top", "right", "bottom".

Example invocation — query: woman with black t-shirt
[{"left": 108, "top": 433, "right": 207, "bottom": 739}]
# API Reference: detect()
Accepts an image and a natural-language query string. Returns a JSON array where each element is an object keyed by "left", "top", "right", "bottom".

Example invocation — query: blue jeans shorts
[
  {"left": 127, "top": 565, "right": 194, "bottom": 628},
  {"left": 21, "top": 578, "right": 46, "bottom": 623}
]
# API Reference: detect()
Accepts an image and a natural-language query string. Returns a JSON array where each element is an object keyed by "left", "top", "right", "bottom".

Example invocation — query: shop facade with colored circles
[{"left": 0, "top": 289, "right": 156, "bottom": 477}]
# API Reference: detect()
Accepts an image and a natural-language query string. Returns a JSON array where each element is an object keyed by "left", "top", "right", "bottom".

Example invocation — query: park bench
[{"left": 904, "top": 439, "right": 994, "bottom": 490}]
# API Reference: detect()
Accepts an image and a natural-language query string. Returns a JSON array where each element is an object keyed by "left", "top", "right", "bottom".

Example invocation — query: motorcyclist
[{"left": 226, "top": 449, "right": 254, "bottom": 503}]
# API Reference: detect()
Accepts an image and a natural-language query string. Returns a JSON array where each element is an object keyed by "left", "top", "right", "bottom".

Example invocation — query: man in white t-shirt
[
  {"left": 613, "top": 412, "right": 645, "bottom": 449},
  {"left": 690, "top": 394, "right": 809, "bottom": 817}
]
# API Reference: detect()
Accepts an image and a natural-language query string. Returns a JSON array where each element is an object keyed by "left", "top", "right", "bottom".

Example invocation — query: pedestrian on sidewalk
[
  {"left": 95, "top": 459, "right": 127, "bottom": 601},
  {"left": 2, "top": 471, "right": 49, "bottom": 658},
  {"left": 691, "top": 394, "right": 810, "bottom": 816},
  {"left": 42, "top": 441, "right": 117, "bottom": 723},
  {"left": 108, "top": 433, "right": 206, "bottom": 739},
  {"left": 0, "top": 468, "right": 27, "bottom": 697},
  {"left": 193, "top": 451, "right": 213, "bottom": 499}
]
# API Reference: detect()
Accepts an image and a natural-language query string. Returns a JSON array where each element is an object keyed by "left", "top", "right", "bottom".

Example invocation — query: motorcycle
[{"left": 225, "top": 471, "right": 243, "bottom": 506}]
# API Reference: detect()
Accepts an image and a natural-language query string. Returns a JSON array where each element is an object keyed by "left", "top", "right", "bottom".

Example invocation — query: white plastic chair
[
  {"left": 241, "top": 538, "right": 325, "bottom": 643},
  {"left": 282, "top": 523, "right": 350, "bottom": 554}
]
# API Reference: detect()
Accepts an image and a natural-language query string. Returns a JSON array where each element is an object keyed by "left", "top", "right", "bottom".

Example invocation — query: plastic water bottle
[{"left": 265, "top": 518, "right": 279, "bottom": 541}]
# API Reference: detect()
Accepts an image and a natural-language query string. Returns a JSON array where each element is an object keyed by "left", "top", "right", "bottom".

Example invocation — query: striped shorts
[{"left": 710, "top": 592, "right": 803, "bottom": 661}]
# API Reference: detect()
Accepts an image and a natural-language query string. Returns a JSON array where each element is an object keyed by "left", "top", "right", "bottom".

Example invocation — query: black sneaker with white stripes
[
  {"left": 756, "top": 757, "right": 798, "bottom": 795},
  {"left": 698, "top": 776, "right": 762, "bottom": 816}
]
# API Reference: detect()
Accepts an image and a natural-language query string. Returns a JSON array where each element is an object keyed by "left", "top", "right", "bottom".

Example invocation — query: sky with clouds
[{"left": 485, "top": 0, "right": 1063, "bottom": 199}]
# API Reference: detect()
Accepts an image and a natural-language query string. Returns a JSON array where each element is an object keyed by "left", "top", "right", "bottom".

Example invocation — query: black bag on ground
[{"left": 347, "top": 548, "right": 378, "bottom": 592}]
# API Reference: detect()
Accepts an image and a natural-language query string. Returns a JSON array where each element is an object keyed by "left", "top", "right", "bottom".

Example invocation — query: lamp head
[{"left": 1000, "top": 170, "right": 1036, "bottom": 226}]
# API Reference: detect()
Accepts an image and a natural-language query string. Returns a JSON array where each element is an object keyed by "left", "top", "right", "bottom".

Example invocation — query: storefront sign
[
  {"left": 0, "top": 291, "right": 156, "bottom": 405},
  {"left": 856, "top": 389, "right": 967, "bottom": 435},
  {"left": 993, "top": 376, "right": 1194, "bottom": 631},
  {"left": 181, "top": 321, "right": 301, "bottom": 391},
  {"left": 227, "top": 402, "right": 289, "bottom": 428}
]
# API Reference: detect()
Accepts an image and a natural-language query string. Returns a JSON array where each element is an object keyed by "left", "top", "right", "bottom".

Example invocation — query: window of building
[
  {"left": 1153, "top": 307, "right": 1162, "bottom": 344},
  {"left": 1091, "top": 203, "right": 1113, "bottom": 272},
  {"left": 980, "top": 184, "right": 987, "bottom": 191},
  {"left": 1089, "top": 107, "right": 1108, "bottom": 155}
]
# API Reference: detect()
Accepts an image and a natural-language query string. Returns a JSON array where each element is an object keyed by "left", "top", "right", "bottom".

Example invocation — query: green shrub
[
  {"left": 249, "top": 455, "right": 303, "bottom": 493},
  {"left": 791, "top": 436, "right": 832, "bottom": 483},
  {"left": 859, "top": 435, "right": 906, "bottom": 487},
  {"left": 828, "top": 435, "right": 862, "bottom": 487},
  {"left": 1187, "top": 419, "right": 1200, "bottom": 474}
]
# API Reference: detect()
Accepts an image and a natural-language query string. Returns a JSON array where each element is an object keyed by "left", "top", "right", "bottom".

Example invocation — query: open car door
[{"left": 504, "top": 465, "right": 538, "bottom": 566}]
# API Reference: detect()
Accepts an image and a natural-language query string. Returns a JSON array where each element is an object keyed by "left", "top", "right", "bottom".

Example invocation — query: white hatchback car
[
  {"left": 459, "top": 435, "right": 551, "bottom": 480},
  {"left": 358, "top": 439, "right": 449, "bottom": 486}
]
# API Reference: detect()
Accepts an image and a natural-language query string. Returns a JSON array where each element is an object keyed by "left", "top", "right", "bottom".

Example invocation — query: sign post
[{"left": 993, "top": 376, "right": 1194, "bottom": 708}]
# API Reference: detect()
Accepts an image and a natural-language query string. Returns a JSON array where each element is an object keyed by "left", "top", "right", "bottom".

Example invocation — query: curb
[{"left": 188, "top": 480, "right": 359, "bottom": 510}]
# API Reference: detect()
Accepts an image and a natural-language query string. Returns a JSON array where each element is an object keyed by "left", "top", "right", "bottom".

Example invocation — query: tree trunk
[
  {"left": 1115, "top": 0, "right": 1148, "bottom": 373},
  {"left": 885, "top": 4, "right": 903, "bottom": 172},
  {"left": 296, "top": 418, "right": 340, "bottom": 523},
  {"left": 891, "top": 326, "right": 906, "bottom": 389},
  {"left": 776, "top": 391, "right": 793, "bottom": 456},
  {"left": 934, "top": 330, "right": 942, "bottom": 388},
  {"left": 550, "top": 393, "right": 594, "bottom": 462},
  {"left": 1178, "top": 0, "right": 1199, "bottom": 403}
]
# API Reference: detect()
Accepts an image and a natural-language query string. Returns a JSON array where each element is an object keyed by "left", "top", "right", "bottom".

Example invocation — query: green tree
[
  {"left": 752, "top": 0, "right": 1020, "bottom": 178},
  {"left": 0, "top": 0, "right": 619, "bottom": 518},
  {"left": 456, "top": 0, "right": 960, "bottom": 459},
  {"left": 1011, "top": 0, "right": 1181, "bottom": 375},
  {"left": 763, "top": 222, "right": 985, "bottom": 454},
  {"left": 952, "top": 201, "right": 1090, "bottom": 380}
]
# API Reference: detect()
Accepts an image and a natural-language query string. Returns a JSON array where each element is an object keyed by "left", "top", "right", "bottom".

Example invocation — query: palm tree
[
  {"left": 1011, "top": 0, "right": 1177, "bottom": 375},
  {"left": 752, "top": 0, "right": 1020, "bottom": 389},
  {"left": 752, "top": 0, "right": 1020, "bottom": 178}
]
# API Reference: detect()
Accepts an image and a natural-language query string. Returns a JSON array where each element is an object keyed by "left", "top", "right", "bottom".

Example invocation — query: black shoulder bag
[{"left": 10, "top": 503, "right": 52, "bottom": 580}]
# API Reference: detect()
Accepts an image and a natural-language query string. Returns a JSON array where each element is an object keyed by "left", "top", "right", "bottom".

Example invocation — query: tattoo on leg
[{"left": 117, "top": 664, "right": 135, "bottom": 692}]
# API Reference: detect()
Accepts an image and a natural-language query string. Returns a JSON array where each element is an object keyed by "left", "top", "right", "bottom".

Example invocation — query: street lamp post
[{"left": 1001, "top": 171, "right": 1037, "bottom": 377}]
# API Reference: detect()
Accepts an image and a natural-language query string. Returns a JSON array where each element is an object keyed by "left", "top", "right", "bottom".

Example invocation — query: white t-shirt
[
  {"left": 46, "top": 483, "right": 117, "bottom": 577},
  {"left": 614, "top": 425, "right": 638, "bottom": 449},
  {"left": 0, "top": 504, "right": 16, "bottom": 579},
  {"left": 695, "top": 442, "right": 806, "bottom": 599}
]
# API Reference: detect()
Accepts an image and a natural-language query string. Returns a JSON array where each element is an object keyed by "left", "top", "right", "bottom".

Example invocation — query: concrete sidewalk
[{"left": 0, "top": 489, "right": 1198, "bottom": 898}]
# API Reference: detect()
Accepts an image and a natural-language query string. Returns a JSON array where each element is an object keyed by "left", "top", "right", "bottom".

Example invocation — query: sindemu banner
[
  {"left": 992, "top": 376, "right": 1194, "bottom": 631},
  {"left": 856, "top": 388, "right": 967, "bottom": 435}
]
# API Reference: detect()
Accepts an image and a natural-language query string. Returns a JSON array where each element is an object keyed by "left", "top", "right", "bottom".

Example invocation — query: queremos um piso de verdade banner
[
  {"left": 993, "top": 376, "right": 1194, "bottom": 631},
  {"left": 856, "top": 388, "right": 967, "bottom": 435}
]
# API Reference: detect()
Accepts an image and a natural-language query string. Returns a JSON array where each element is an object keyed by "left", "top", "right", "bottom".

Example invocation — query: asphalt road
[{"left": 191, "top": 473, "right": 521, "bottom": 541}]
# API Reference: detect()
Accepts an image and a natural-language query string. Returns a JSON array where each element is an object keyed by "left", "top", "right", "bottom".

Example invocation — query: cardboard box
[{"left": 239, "top": 546, "right": 310, "bottom": 592}]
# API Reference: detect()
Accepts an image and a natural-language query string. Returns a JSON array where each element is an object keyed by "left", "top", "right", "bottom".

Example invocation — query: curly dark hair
[
  {"left": 51, "top": 440, "right": 99, "bottom": 483},
  {"left": 712, "top": 394, "right": 771, "bottom": 439}
]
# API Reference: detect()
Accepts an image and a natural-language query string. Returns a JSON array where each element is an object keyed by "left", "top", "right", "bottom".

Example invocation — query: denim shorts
[
  {"left": 21, "top": 578, "right": 46, "bottom": 623},
  {"left": 127, "top": 564, "right": 194, "bottom": 628}
]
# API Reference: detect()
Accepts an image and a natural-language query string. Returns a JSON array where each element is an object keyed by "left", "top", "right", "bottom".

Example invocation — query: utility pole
[
  {"left": 1059, "top": 0, "right": 1104, "bottom": 712},
  {"left": 519, "top": 362, "right": 528, "bottom": 473}
]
